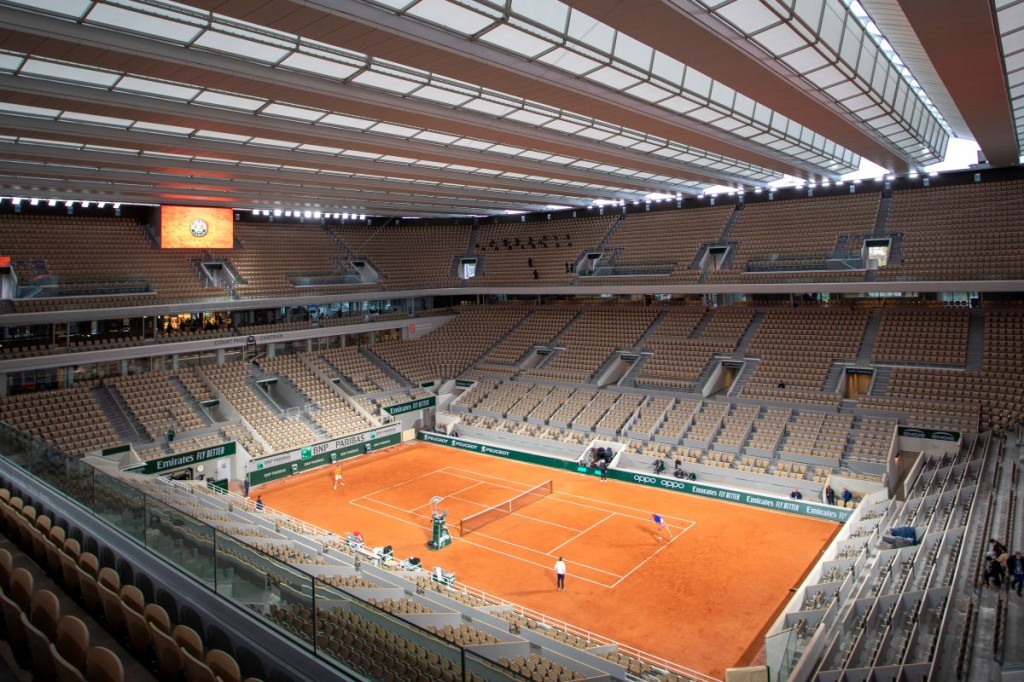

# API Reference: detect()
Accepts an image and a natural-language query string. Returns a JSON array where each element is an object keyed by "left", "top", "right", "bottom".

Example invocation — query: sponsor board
[
  {"left": 134, "top": 442, "right": 237, "bottom": 475},
  {"left": 383, "top": 396, "right": 436, "bottom": 416},
  {"left": 249, "top": 423, "right": 402, "bottom": 472},
  {"left": 897, "top": 426, "right": 960, "bottom": 442},
  {"left": 419, "top": 431, "right": 851, "bottom": 523},
  {"left": 247, "top": 424, "right": 402, "bottom": 486}
]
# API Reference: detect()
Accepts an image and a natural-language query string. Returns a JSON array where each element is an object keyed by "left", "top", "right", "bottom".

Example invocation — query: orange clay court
[{"left": 256, "top": 442, "right": 839, "bottom": 679}]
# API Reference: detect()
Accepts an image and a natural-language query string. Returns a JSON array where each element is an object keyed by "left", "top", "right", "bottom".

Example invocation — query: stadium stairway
[
  {"left": 596, "top": 213, "right": 626, "bottom": 250},
  {"left": 475, "top": 308, "right": 540, "bottom": 366},
  {"left": 167, "top": 375, "right": 216, "bottom": 427},
  {"left": 1001, "top": 435, "right": 1024, "bottom": 672},
  {"left": 726, "top": 358, "right": 759, "bottom": 397},
  {"left": 873, "top": 195, "right": 893, "bottom": 237},
  {"left": 546, "top": 307, "right": 588, "bottom": 346},
  {"left": 91, "top": 385, "right": 146, "bottom": 443},
  {"left": 357, "top": 348, "right": 411, "bottom": 387},
  {"left": 718, "top": 203, "right": 744, "bottom": 242},
  {"left": 965, "top": 308, "right": 986, "bottom": 371},
  {"left": 857, "top": 309, "right": 882, "bottom": 361},
  {"left": 822, "top": 362, "right": 848, "bottom": 394},
  {"left": 615, "top": 352, "right": 653, "bottom": 388},
  {"left": 867, "top": 366, "right": 892, "bottom": 396},
  {"left": 632, "top": 308, "right": 670, "bottom": 349},
  {"left": 732, "top": 311, "right": 764, "bottom": 353}
]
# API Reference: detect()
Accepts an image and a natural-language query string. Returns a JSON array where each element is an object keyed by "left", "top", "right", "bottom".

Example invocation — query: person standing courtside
[{"left": 555, "top": 557, "right": 566, "bottom": 591}]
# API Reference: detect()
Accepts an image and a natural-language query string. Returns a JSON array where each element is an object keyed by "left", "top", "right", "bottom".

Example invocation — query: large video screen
[{"left": 160, "top": 205, "right": 233, "bottom": 249}]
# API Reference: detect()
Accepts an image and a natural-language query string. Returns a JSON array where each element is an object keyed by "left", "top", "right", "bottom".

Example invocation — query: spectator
[
  {"left": 983, "top": 555, "right": 1004, "bottom": 589},
  {"left": 242, "top": 477, "right": 250, "bottom": 498},
  {"left": 653, "top": 459, "right": 665, "bottom": 475},
  {"left": 1008, "top": 551, "right": 1024, "bottom": 596},
  {"left": 841, "top": 488, "right": 853, "bottom": 507},
  {"left": 825, "top": 485, "right": 836, "bottom": 506},
  {"left": 533, "top": 269, "right": 539, "bottom": 280},
  {"left": 790, "top": 490, "right": 803, "bottom": 500},
  {"left": 990, "top": 538, "right": 1008, "bottom": 558},
  {"left": 255, "top": 495, "right": 264, "bottom": 511},
  {"left": 527, "top": 257, "right": 533, "bottom": 268}
]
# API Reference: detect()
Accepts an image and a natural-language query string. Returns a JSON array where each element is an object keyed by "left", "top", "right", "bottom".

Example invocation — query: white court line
[
  {"left": 349, "top": 496, "right": 624, "bottom": 585},
  {"left": 351, "top": 464, "right": 700, "bottom": 589},
  {"left": 546, "top": 510, "right": 615, "bottom": 555},
  {"left": 348, "top": 466, "right": 458, "bottom": 505},
  {"left": 608, "top": 520, "right": 697, "bottom": 589},
  {"left": 442, "top": 465, "right": 700, "bottom": 529},
  {"left": 459, "top": 530, "right": 624, "bottom": 584}
]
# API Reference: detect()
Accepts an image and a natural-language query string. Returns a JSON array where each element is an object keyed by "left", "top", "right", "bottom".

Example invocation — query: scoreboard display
[{"left": 160, "top": 205, "right": 233, "bottom": 249}]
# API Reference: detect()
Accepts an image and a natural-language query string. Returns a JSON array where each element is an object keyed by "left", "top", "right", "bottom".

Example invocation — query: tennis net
[{"left": 459, "top": 480, "right": 554, "bottom": 537}]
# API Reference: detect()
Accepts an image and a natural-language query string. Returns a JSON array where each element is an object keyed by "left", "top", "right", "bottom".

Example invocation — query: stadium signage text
[
  {"left": 137, "top": 442, "right": 237, "bottom": 475},
  {"left": 897, "top": 426, "right": 959, "bottom": 442},
  {"left": 419, "top": 431, "right": 851, "bottom": 523},
  {"left": 247, "top": 423, "right": 403, "bottom": 486},
  {"left": 383, "top": 396, "right": 436, "bottom": 416},
  {"left": 250, "top": 423, "right": 402, "bottom": 472},
  {"left": 212, "top": 333, "right": 284, "bottom": 347}
]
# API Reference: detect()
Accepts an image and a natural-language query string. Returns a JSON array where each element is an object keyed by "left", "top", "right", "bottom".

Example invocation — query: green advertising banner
[
  {"left": 249, "top": 426, "right": 402, "bottom": 486},
  {"left": 138, "top": 442, "right": 237, "bottom": 475},
  {"left": 383, "top": 396, "right": 436, "bottom": 416},
  {"left": 418, "top": 432, "right": 851, "bottom": 523},
  {"left": 102, "top": 444, "right": 131, "bottom": 456},
  {"left": 455, "top": 379, "right": 475, "bottom": 388}
]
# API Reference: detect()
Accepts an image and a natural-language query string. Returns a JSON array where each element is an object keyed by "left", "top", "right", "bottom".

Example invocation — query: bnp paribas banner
[
  {"left": 418, "top": 431, "right": 851, "bottom": 523},
  {"left": 248, "top": 423, "right": 402, "bottom": 486}
]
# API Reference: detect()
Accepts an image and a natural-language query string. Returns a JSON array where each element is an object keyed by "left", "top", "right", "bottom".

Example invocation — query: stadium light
[
  {"left": 273, "top": 209, "right": 282, "bottom": 216},
  {"left": 342, "top": 212, "right": 349, "bottom": 219},
  {"left": 12, "top": 197, "right": 22, "bottom": 205},
  {"left": 81, "top": 201, "right": 91, "bottom": 208},
  {"left": 359, "top": 214, "right": 366, "bottom": 220},
  {"left": 48, "top": 199, "right": 58, "bottom": 206},
  {"left": 303, "top": 210, "right": 312, "bottom": 218},
  {"left": 313, "top": 211, "right": 322, "bottom": 219},
  {"left": 97, "top": 202, "right": 107, "bottom": 208},
  {"left": 112, "top": 203, "right": 121, "bottom": 209},
  {"left": 29, "top": 198, "right": 39, "bottom": 206}
]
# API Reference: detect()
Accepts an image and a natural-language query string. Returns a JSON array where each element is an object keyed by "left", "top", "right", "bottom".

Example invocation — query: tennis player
[
  {"left": 333, "top": 464, "right": 344, "bottom": 491},
  {"left": 653, "top": 513, "right": 671, "bottom": 541}
]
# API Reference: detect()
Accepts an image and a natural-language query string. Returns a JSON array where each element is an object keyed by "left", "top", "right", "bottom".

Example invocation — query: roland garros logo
[{"left": 190, "top": 218, "right": 209, "bottom": 238}]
